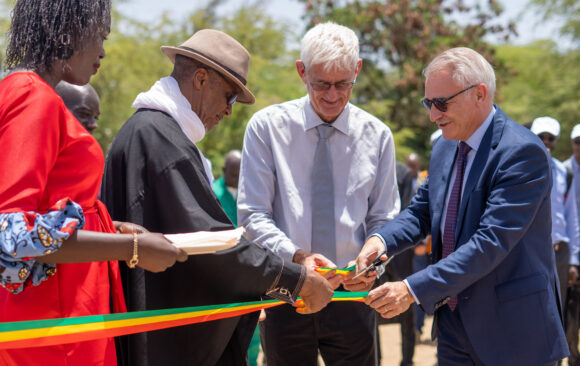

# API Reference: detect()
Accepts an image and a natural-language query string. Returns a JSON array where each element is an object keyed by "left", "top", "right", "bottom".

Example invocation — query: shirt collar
[
  {"left": 465, "top": 107, "right": 495, "bottom": 152},
  {"left": 303, "top": 95, "right": 350, "bottom": 135}
]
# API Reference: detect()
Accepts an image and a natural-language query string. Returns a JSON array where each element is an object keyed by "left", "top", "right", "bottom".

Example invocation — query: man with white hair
[
  {"left": 347, "top": 47, "right": 569, "bottom": 365},
  {"left": 238, "top": 22, "right": 399, "bottom": 365}
]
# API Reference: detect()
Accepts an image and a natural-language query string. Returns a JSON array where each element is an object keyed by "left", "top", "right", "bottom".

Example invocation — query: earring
[{"left": 56, "top": 34, "right": 73, "bottom": 60}]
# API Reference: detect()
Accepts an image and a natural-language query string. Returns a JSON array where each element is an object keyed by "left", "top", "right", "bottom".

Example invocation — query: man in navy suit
[{"left": 345, "top": 47, "right": 568, "bottom": 365}]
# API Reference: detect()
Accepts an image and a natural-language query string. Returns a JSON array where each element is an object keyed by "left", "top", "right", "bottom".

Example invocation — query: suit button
[{"left": 463, "top": 296, "right": 469, "bottom": 300}]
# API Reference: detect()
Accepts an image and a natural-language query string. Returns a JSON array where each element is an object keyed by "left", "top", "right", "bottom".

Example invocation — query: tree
[
  {"left": 496, "top": 41, "right": 580, "bottom": 160},
  {"left": 297, "top": 0, "right": 517, "bottom": 159},
  {"left": 530, "top": 0, "right": 580, "bottom": 42}
]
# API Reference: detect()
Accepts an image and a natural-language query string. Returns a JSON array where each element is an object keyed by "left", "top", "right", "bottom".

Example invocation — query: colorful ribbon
[
  {"left": 0, "top": 291, "right": 367, "bottom": 349},
  {"left": 315, "top": 264, "right": 356, "bottom": 277}
]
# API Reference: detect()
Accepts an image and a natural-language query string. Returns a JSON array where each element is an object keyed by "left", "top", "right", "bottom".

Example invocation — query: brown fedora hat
[{"left": 161, "top": 29, "right": 255, "bottom": 105}]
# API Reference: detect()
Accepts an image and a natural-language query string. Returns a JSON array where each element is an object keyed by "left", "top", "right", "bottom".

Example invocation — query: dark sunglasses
[
  {"left": 207, "top": 68, "right": 239, "bottom": 105},
  {"left": 573, "top": 139, "right": 580, "bottom": 145},
  {"left": 421, "top": 84, "right": 478, "bottom": 112},
  {"left": 538, "top": 133, "right": 556, "bottom": 142}
]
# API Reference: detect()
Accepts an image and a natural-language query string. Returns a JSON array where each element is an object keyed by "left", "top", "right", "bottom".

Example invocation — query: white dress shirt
[{"left": 238, "top": 95, "right": 400, "bottom": 267}]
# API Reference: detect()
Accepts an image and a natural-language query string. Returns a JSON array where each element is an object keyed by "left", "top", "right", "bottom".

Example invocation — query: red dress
[{"left": 0, "top": 72, "right": 125, "bottom": 365}]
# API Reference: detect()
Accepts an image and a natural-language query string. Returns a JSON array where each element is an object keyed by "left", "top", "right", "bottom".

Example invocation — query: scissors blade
[{"left": 352, "top": 251, "right": 392, "bottom": 280}]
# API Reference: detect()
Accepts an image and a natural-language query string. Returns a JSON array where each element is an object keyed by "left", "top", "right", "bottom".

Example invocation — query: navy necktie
[
  {"left": 311, "top": 124, "right": 336, "bottom": 263},
  {"left": 442, "top": 141, "right": 471, "bottom": 310}
]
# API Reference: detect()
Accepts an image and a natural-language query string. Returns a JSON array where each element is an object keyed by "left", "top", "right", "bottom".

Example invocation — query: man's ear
[
  {"left": 355, "top": 59, "right": 362, "bottom": 76},
  {"left": 296, "top": 60, "right": 307, "bottom": 83},
  {"left": 475, "top": 83, "right": 488, "bottom": 103},
  {"left": 193, "top": 68, "right": 210, "bottom": 90}
]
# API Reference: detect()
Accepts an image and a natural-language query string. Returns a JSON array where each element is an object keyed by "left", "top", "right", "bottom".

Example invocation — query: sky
[{"left": 116, "top": 0, "right": 566, "bottom": 47}]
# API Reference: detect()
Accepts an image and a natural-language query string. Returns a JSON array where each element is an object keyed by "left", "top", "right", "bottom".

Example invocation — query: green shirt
[{"left": 213, "top": 175, "right": 237, "bottom": 227}]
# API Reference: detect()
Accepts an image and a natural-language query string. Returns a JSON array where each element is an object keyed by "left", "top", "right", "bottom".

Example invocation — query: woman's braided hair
[{"left": 5, "top": 0, "right": 111, "bottom": 72}]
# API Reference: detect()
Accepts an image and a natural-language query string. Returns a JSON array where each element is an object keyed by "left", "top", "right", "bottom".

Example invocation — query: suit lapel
[{"left": 430, "top": 139, "right": 458, "bottom": 258}]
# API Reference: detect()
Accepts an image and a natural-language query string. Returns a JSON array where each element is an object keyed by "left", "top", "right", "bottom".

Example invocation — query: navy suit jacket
[{"left": 376, "top": 106, "right": 568, "bottom": 365}]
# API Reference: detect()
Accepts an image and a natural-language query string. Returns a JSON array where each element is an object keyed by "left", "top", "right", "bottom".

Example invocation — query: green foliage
[
  {"left": 496, "top": 42, "right": 580, "bottom": 160},
  {"left": 89, "top": 8, "right": 176, "bottom": 151},
  {"left": 0, "top": 0, "right": 15, "bottom": 71},
  {"left": 91, "top": 1, "right": 305, "bottom": 175}
]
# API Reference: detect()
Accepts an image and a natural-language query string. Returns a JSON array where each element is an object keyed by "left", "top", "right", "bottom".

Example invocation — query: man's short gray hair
[
  {"left": 423, "top": 47, "right": 496, "bottom": 101},
  {"left": 300, "top": 22, "right": 360, "bottom": 73}
]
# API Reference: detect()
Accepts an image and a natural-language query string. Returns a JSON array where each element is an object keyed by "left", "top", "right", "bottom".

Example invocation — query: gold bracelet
[{"left": 128, "top": 232, "right": 139, "bottom": 269}]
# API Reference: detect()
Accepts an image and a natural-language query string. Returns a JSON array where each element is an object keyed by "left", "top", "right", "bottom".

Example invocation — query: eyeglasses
[
  {"left": 573, "top": 138, "right": 580, "bottom": 145},
  {"left": 538, "top": 133, "right": 556, "bottom": 142},
  {"left": 309, "top": 79, "right": 357, "bottom": 91},
  {"left": 208, "top": 68, "right": 239, "bottom": 105},
  {"left": 302, "top": 63, "right": 357, "bottom": 91},
  {"left": 226, "top": 93, "right": 238, "bottom": 106},
  {"left": 421, "top": 84, "right": 478, "bottom": 112}
]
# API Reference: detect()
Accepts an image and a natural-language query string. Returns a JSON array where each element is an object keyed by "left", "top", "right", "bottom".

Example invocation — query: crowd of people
[{"left": 0, "top": 1, "right": 579, "bottom": 366}]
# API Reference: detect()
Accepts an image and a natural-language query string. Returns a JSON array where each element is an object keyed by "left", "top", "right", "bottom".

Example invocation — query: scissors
[{"left": 351, "top": 250, "right": 393, "bottom": 280}]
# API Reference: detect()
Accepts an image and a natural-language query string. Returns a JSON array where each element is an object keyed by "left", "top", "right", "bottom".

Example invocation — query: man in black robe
[{"left": 101, "top": 29, "right": 333, "bottom": 366}]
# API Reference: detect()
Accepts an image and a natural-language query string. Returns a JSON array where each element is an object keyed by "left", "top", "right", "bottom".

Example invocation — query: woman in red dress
[{"left": 0, "top": 1, "right": 187, "bottom": 365}]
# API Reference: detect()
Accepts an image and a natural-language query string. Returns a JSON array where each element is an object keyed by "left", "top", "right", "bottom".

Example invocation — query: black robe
[{"left": 101, "top": 109, "right": 305, "bottom": 366}]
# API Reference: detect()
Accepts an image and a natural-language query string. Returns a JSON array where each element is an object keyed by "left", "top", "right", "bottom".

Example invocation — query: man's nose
[{"left": 429, "top": 105, "right": 442, "bottom": 122}]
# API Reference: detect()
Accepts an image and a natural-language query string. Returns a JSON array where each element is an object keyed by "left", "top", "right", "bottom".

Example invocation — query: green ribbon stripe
[{"left": 0, "top": 291, "right": 368, "bottom": 333}]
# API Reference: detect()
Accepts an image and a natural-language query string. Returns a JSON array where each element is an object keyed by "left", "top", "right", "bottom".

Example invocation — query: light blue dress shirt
[
  {"left": 555, "top": 157, "right": 580, "bottom": 265},
  {"left": 238, "top": 95, "right": 400, "bottom": 268}
]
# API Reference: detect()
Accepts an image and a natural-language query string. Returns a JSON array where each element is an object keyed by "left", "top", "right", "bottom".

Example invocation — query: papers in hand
[{"left": 164, "top": 227, "right": 245, "bottom": 255}]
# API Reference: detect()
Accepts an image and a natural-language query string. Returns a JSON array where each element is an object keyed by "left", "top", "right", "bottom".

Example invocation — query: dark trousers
[
  {"left": 566, "top": 284, "right": 580, "bottom": 365},
  {"left": 436, "top": 305, "right": 486, "bottom": 366},
  {"left": 436, "top": 306, "right": 559, "bottom": 366},
  {"left": 260, "top": 300, "right": 377, "bottom": 366},
  {"left": 555, "top": 242, "right": 571, "bottom": 307}
]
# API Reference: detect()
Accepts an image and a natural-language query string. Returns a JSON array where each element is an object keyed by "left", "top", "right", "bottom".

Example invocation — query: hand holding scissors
[{"left": 351, "top": 250, "right": 393, "bottom": 280}]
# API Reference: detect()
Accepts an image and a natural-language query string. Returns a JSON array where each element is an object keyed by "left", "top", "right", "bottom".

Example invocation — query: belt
[{"left": 554, "top": 241, "right": 567, "bottom": 251}]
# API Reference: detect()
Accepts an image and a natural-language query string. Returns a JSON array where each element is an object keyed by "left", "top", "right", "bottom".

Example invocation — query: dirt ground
[
  {"left": 378, "top": 315, "right": 437, "bottom": 366},
  {"left": 259, "top": 314, "right": 573, "bottom": 365}
]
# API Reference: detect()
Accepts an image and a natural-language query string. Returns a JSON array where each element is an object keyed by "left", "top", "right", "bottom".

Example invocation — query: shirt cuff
[
  {"left": 403, "top": 279, "right": 420, "bottom": 305},
  {"left": 274, "top": 240, "right": 301, "bottom": 263}
]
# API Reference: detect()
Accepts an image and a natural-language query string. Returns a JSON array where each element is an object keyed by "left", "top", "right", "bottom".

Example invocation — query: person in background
[
  {"left": 347, "top": 47, "right": 568, "bottom": 365},
  {"left": 238, "top": 22, "right": 399, "bottom": 366},
  {"left": 530, "top": 117, "right": 580, "bottom": 310},
  {"left": 101, "top": 29, "right": 333, "bottom": 366},
  {"left": 0, "top": 1, "right": 186, "bottom": 365},
  {"left": 213, "top": 150, "right": 242, "bottom": 226},
  {"left": 566, "top": 124, "right": 580, "bottom": 366},
  {"left": 405, "top": 153, "right": 422, "bottom": 193},
  {"left": 375, "top": 161, "right": 416, "bottom": 366},
  {"left": 532, "top": 118, "right": 580, "bottom": 366},
  {"left": 55, "top": 81, "right": 100, "bottom": 134},
  {"left": 212, "top": 149, "right": 263, "bottom": 366}
]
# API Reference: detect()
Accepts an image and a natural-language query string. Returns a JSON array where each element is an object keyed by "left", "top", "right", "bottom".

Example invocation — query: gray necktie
[{"left": 311, "top": 124, "right": 336, "bottom": 263}]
